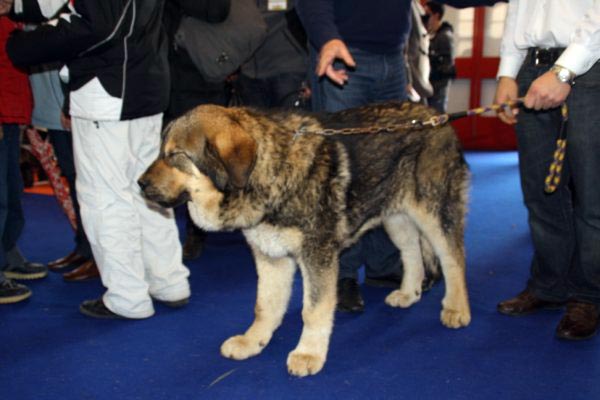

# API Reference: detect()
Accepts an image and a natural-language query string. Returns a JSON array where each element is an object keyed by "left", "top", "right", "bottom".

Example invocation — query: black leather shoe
[
  {"left": 48, "top": 251, "right": 88, "bottom": 272},
  {"left": 497, "top": 288, "right": 565, "bottom": 316},
  {"left": 0, "top": 280, "right": 32, "bottom": 304},
  {"left": 556, "top": 301, "right": 600, "bottom": 341},
  {"left": 79, "top": 298, "right": 129, "bottom": 319},
  {"left": 4, "top": 262, "right": 48, "bottom": 280},
  {"left": 337, "top": 278, "right": 364, "bottom": 313}
]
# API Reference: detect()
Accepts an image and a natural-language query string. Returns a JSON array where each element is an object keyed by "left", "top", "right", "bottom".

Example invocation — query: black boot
[{"left": 337, "top": 278, "right": 365, "bottom": 313}]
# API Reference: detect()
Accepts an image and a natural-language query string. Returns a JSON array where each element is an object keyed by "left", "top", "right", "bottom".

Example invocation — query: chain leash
[
  {"left": 293, "top": 98, "right": 567, "bottom": 193},
  {"left": 293, "top": 98, "right": 526, "bottom": 138}
]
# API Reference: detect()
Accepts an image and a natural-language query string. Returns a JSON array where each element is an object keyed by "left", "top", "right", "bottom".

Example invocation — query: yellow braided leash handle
[{"left": 544, "top": 103, "right": 568, "bottom": 194}]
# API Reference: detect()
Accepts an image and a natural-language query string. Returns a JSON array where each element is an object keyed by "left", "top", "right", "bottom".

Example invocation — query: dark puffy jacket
[
  {"left": 7, "top": 0, "right": 169, "bottom": 121},
  {"left": 429, "top": 21, "right": 456, "bottom": 81}
]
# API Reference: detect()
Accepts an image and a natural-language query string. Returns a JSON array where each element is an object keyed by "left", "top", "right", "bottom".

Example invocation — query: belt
[{"left": 526, "top": 47, "right": 565, "bottom": 67}]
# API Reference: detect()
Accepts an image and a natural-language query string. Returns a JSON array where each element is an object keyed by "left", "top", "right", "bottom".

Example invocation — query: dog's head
[{"left": 138, "top": 105, "right": 257, "bottom": 209}]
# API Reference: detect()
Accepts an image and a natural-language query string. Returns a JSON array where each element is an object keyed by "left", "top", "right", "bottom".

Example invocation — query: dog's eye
[{"left": 167, "top": 151, "right": 187, "bottom": 161}]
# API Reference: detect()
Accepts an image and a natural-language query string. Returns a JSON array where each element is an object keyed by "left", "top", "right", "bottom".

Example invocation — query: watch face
[{"left": 558, "top": 69, "right": 569, "bottom": 82}]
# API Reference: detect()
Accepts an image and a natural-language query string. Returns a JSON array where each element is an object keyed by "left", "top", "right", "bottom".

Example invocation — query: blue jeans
[
  {"left": 0, "top": 124, "right": 25, "bottom": 282},
  {"left": 310, "top": 45, "right": 408, "bottom": 112},
  {"left": 516, "top": 58, "right": 600, "bottom": 305},
  {"left": 309, "top": 45, "right": 408, "bottom": 280}
]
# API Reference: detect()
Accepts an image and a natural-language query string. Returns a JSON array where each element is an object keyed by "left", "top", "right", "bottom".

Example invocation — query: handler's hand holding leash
[{"left": 494, "top": 72, "right": 573, "bottom": 194}]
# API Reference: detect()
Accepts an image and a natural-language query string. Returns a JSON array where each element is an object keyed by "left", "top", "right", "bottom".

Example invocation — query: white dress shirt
[{"left": 498, "top": 0, "right": 600, "bottom": 79}]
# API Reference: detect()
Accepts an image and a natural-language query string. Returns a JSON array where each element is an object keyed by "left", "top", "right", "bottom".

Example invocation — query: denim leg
[
  {"left": 1, "top": 125, "right": 25, "bottom": 267},
  {"left": 49, "top": 129, "right": 92, "bottom": 258},
  {"left": 0, "top": 126, "right": 9, "bottom": 270},
  {"left": 516, "top": 64, "right": 572, "bottom": 302},
  {"left": 565, "top": 63, "right": 600, "bottom": 304},
  {"left": 311, "top": 47, "right": 408, "bottom": 278},
  {"left": 428, "top": 79, "right": 451, "bottom": 113}
]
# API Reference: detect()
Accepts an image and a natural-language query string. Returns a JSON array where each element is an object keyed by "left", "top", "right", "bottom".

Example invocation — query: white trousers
[{"left": 72, "top": 114, "right": 190, "bottom": 318}]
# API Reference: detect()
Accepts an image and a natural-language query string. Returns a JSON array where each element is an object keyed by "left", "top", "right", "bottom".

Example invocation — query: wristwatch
[{"left": 550, "top": 65, "right": 576, "bottom": 85}]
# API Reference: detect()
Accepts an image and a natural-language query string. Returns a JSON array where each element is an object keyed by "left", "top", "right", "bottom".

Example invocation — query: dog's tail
[{"left": 420, "top": 235, "right": 442, "bottom": 291}]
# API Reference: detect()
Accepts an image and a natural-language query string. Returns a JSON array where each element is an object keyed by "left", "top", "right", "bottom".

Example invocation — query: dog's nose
[{"left": 138, "top": 177, "right": 149, "bottom": 191}]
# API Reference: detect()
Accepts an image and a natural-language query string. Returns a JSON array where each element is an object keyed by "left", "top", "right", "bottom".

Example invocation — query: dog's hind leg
[
  {"left": 221, "top": 249, "right": 296, "bottom": 360},
  {"left": 383, "top": 214, "right": 425, "bottom": 308},
  {"left": 409, "top": 209, "right": 471, "bottom": 328},
  {"left": 287, "top": 249, "right": 338, "bottom": 377}
]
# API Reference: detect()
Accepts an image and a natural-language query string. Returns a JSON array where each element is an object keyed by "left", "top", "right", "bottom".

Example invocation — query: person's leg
[
  {"left": 0, "top": 127, "right": 31, "bottom": 303},
  {"left": 129, "top": 114, "right": 190, "bottom": 304},
  {"left": 72, "top": 117, "right": 156, "bottom": 318},
  {"left": 311, "top": 47, "right": 381, "bottom": 311},
  {"left": 498, "top": 62, "right": 573, "bottom": 319},
  {"left": 48, "top": 130, "right": 93, "bottom": 260},
  {"left": 549, "top": 63, "right": 600, "bottom": 340},
  {"left": 361, "top": 50, "right": 408, "bottom": 283},
  {"left": 1, "top": 125, "right": 46, "bottom": 280},
  {"left": 2, "top": 125, "right": 24, "bottom": 258},
  {"left": 428, "top": 79, "right": 450, "bottom": 113},
  {"left": 0, "top": 124, "right": 12, "bottom": 271},
  {"left": 564, "top": 64, "right": 600, "bottom": 304}
]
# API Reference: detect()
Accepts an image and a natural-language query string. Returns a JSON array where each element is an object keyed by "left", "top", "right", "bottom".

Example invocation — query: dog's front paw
[
  {"left": 286, "top": 350, "right": 325, "bottom": 377},
  {"left": 385, "top": 289, "right": 421, "bottom": 308},
  {"left": 221, "top": 334, "right": 265, "bottom": 360},
  {"left": 440, "top": 307, "right": 471, "bottom": 328}
]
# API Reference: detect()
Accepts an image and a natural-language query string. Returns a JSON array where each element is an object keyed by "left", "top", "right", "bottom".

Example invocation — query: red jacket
[{"left": 0, "top": 17, "right": 31, "bottom": 125}]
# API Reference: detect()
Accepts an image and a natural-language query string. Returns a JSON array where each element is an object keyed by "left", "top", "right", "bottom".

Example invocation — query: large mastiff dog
[{"left": 138, "top": 101, "right": 471, "bottom": 377}]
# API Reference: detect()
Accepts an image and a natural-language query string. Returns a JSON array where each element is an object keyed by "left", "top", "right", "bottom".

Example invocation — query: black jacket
[
  {"left": 429, "top": 21, "right": 456, "bottom": 82},
  {"left": 7, "top": 0, "right": 169, "bottom": 121}
]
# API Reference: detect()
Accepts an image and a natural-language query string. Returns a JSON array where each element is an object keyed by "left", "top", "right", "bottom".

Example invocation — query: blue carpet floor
[{"left": 1, "top": 151, "right": 599, "bottom": 400}]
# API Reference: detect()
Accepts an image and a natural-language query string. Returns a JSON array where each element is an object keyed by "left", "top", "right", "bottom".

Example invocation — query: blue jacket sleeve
[{"left": 295, "top": 0, "right": 340, "bottom": 50}]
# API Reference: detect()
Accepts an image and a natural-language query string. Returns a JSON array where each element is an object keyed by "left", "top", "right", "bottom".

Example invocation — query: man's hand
[
  {"left": 60, "top": 112, "right": 71, "bottom": 131},
  {"left": 494, "top": 76, "right": 519, "bottom": 125},
  {"left": 0, "top": 0, "right": 14, "bottom": 16},
  {"left": 316, "top": 39, "right": 356, "bottom": 86},
  {"left": 524, "top": 71, "right": 571, "bottom": 110}
]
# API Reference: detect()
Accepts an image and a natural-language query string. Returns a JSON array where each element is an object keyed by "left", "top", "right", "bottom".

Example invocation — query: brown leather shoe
[
  {"left": 63, "top": 259, "right": 100, "bottom": 282},
  {"left": 556, "top": 301, "right": 600, "bottom": 341},
  {"left": 48, "top": 251, "right": 88, "bottom": 272},
  {"left": 497, "top": 288, "right": 565, "bottom": 316}
]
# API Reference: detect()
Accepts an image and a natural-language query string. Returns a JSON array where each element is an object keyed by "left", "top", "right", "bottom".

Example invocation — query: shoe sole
[
  {"left": 153, "top": 297, "right": 190, "bottom": 308},
  {"left": 497, "top": 303, "right": 565, "bottom": 316},
  {"left": 0, "top": 291, "right": 32, "bottom": 304},
  {"left": 79, "top": 305, "right": 128, "bottom": 320},
  {"left": 4, "top": 271, "right": 48, "bottom": 281},
  {"left": 556, "top": 329, "right": 598, "bottom": 341},
  {"left": 336, "top": 304, "right": 365, "bottom": 313}
]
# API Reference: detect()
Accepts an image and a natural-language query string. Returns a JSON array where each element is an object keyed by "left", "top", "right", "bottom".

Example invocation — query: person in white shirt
[{"left": 494, "top": 0, "right": 600, "bottom": 340}]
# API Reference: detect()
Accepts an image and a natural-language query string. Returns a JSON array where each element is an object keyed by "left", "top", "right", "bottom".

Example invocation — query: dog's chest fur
[{"left": 243, "top": 223, "right": 303, "bottom": 258}]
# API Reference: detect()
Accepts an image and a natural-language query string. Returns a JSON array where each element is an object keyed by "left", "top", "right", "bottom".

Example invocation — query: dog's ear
[{"left": 205, "top": 118, "right": 257, "bottom": 189}]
